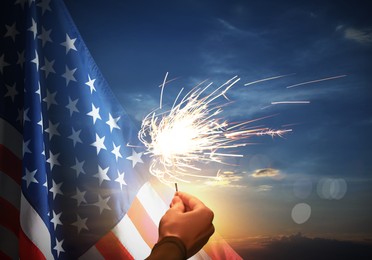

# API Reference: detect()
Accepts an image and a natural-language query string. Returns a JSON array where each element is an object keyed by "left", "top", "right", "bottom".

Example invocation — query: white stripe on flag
[
  {"left": 112, "top": 214, "right": 151, "bottom": 259},
  {"left": 0, "top": 118, "right": 22, "bottom": 158},
  {"left": 20, "top": 193, "right": 54, "bottom": 260},
  {"left": 0, "top": 226, "right": 19, "bottom": 259},
  {"left": 136, "top": 182, "right": 168, "bottom": 226},
  {"left": 0, "top": 171, "right": 21, "bottom": 210}
]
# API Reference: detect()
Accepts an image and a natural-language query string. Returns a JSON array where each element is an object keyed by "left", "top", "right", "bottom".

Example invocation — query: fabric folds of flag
[{"left": 0, "top": 0, "right": 242, "bottom": 259}]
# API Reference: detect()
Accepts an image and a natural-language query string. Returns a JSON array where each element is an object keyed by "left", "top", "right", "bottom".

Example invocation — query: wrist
[
  {"left": 148, "top": 236, "right": 187, "bottom": 260},
  {"left": 157, "top": 236, "right": 187, "bottom": 256}
]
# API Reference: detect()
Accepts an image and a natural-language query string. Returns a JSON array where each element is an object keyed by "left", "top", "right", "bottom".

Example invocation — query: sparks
[
  {"left": 271, "top": 101, "right": 310, "bottom": 105},
  {"left": 139, "top": 76, "right": 291, "bottom": 184},
  {"left": 286, "top": 75, "right": 347, "bottom": 89},
  {"left": 244, "top": 73, "right": 295, "bottom": 86}
]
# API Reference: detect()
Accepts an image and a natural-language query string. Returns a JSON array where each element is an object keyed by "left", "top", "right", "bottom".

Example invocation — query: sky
[{"left": 64, "top": 0, "right": 372, "bottom": 258}]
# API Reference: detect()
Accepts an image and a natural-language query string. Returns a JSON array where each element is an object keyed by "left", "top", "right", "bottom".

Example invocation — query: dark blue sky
[{"left": 64, "top": 0, "right": 372, "bottom": 256}]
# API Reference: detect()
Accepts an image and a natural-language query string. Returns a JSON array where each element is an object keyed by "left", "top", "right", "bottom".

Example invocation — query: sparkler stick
[{"left": 139, "top": 76, "right": 291, "bottom": 184}]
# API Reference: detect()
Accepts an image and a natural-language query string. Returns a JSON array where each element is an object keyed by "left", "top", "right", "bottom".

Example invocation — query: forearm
[{"left": 146, "top": 236, "right": 187, "bottom": 260}]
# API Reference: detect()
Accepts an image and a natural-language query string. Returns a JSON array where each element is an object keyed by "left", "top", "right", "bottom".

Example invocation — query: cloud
[
  {"left": 199, "top": 52, "right": 240, "bottom": 76},
  {"left": 251, "top": 168, "right": 280, "bottom": 178},
  {"left": 232, "top": 233, "right": 372, "bottom": 260},
  {"left": 217, "top": 18, "right": 245, "bottom": 36},
  {"left": 198, "top": 17, "right": 265, "bottom": 77},
  {"left": 119, "top": 92, "right": 159, "bottom": 123},
  {"left": 257, "top": 185, "right": 273, "bottom": 191},
  {"left": 204, "top": 170, "right": 244, "bottom": 188},
  {"left": 216, "top": 17, "right": 266, "bottom": 40},
  {"left": 343, "top": 27, "right": 372, "bottom": 45}
]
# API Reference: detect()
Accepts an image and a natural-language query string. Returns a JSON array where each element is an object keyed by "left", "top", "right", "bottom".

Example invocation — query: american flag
[{"left": 0, "top": 0, "right": 242, "bottom": 259}]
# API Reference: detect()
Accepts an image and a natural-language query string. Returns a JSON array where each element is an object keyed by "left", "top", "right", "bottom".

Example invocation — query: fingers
[
  {"left": 176, "top": 192, "right": 205, "bottom": 211},
  {"left": 176, "top": 192, "right": 214, "bottom": 221},
  {"left": 170, "top": 195, "right": 185, "bottom": 212},
  {"left": 207, "top": 223, "right": 215, "bottom": 238}
]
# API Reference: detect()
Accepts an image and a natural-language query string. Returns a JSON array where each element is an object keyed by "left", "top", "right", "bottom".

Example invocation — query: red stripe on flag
[
  {"left": 19, "top": 228, "right": 46, "bottom": 260},
  {"left": 0, "top": 197, "right": 19, "bottom": 236},
  {"left": 203, "top": 233, "right": 243, "bottom": 260},
  {"left": 0, "top": 144, "right": 22, "bottom": 185},
  {"left": 127, "top": 197, "right": 158, "bottom": 247},
  {"left": 0, "top": 250, "right": 12, "bottom": 260},
  {"left": 95, "top": 231, "right": 134, "bottom": 260}
]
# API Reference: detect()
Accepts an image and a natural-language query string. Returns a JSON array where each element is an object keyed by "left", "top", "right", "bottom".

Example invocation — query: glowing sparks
[
  {"left": 286, "top": 75, "right": 347, "bottom": 89},
  {"left": 159, "top": 72, "right": 168, "bottom": 109},
  {"left": 139, "top": 76, "right": 291, "bottom": 184},
  {"left": 244, "top": 73, "right": 295, "bottom": 86},
  {"left": 271, "top": 101, "right": 310, "bottom": 105}
]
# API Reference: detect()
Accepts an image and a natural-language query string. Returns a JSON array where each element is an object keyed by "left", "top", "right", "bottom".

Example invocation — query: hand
[{"left": 158, "top": 192, "right": 215, "bottom": 258}]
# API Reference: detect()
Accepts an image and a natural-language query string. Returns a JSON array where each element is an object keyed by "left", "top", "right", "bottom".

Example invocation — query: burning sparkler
[{"left": 138, "top": 75, "right": 292, "bottom": 185}]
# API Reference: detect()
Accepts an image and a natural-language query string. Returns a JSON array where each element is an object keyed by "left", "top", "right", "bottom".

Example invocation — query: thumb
[{"left": 170, "top": 195, "right": 185, "bottom": 212}]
